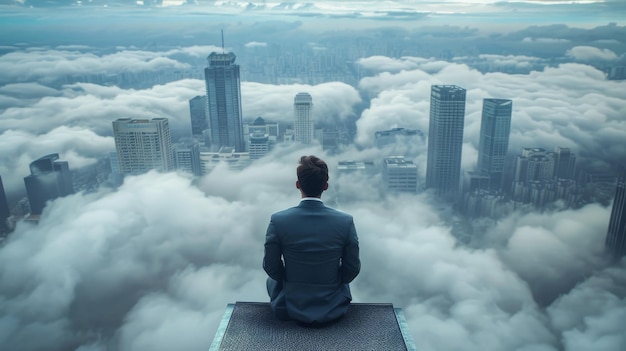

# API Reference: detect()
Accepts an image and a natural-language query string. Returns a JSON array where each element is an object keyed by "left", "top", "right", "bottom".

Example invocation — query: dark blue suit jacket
[{"left": 263, "top": 199, "right": 360, "bottom": 324}]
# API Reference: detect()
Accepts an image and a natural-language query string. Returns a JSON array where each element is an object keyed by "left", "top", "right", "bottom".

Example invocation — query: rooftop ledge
[{"left": 210, "top": 302, "right": 417, "bottom": 351}]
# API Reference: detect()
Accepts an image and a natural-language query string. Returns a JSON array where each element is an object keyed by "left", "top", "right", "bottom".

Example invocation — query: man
[{"left": 263, "top": 155, "right": 360, "bottom": 325}]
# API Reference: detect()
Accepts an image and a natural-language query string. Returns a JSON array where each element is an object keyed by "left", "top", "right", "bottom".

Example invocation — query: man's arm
[
  {"left": 263, "top": 219, "right": 285, "bottom": 281},
  {"left": 341, "top": 218, "right": 360, "bottom": 284}
]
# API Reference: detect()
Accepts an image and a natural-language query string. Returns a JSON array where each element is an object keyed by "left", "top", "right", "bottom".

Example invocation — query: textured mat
[{"left": 211, "top": 302, "right": 413, "bottom": 351}]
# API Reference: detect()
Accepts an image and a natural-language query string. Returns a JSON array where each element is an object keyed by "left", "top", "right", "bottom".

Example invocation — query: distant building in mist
[
  {"left": 244, "top": 117, "right": 278, "bottom": 159},
  {"left": 554, "top": 147, "right": 576, "bottom": 180},
  {"left": 189, "top": 95, "right": 209, "bottom": 136},
  {"left": 244, "top": 117, "right": 279, "bottom": 140},
  {"left": 510, "top": 147, "right": 580, "bottom": 208},
  {"left": 477, "top": 99, "right": 512, "bottom": 190},
  {"left": 383, "top": 156, "right": 418, "bottom": 193},
  {"left": 294, "top": 92, "right": 314, "bottom": 144},
  {"left": 23, "top": 154, "right": 74, "bottom": 216},
  {"left": 375, "top": 127, "right": 425, "bottom": 149},
  {"left": 108, "top": 151, "right": 123, "bottom": 186},
  {"left": 0, "top": 176, "right": 10, "bottom": 233},
  {"left": 337, "top": 161, "right": 378, "bottom": 175},
  {"left": 513, "top": 148, "right": 555, "bottom": 184},
  {"left": 605, "top": 168, "right": 626, "bottom": 258},
  {"left": 112, "top": 118, "right": 174, "bottom": 175},
  {"left": 425, "top": 85, "right": 466, "bottom": 200},
  {"left": 174, "top": 141, "right": 201, "bottom": 176},
  {"left": 322, "top": 130, "right": 341, "bottom": 153},
  {"left": 205, "top": 52, "right": 245, "bottom": 152},
  {"left": 199, "top": 147, "right": 250, "bottom": 175}
]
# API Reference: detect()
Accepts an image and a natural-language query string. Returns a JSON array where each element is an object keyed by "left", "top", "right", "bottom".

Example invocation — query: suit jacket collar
[{"left": 299, "top": 198, "right": 325, "bottom": 208}]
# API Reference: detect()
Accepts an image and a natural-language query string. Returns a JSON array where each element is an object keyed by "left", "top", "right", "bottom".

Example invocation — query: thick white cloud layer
[{"left": 0, "top": 159, "right": 623, "bottom": 351}]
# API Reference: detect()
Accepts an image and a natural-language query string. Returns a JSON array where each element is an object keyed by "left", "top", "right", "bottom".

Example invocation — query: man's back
[
  {"left": 263, "top": 155, "right": 360, "bottom": 324},
  {"left": 264, "top": 200, "right": 360, "bottom": 324}
]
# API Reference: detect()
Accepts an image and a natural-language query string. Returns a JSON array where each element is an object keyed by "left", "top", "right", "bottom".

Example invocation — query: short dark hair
[{"left": 297, "top": 155, "right": 329, "bottom": 197}]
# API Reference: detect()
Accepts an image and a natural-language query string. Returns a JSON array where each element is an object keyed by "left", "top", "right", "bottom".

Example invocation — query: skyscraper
[
  {"left": 294, "top": 92, "right": 314, "bottom": 144},
  {"left": 425, "top": 85, "right": 466, "bottom": 200},
  {"left": 23, "top": 154, "right": 74, "bottom": 215},
  {"left": 477, "top": 98, "right": 512, "bottom": 190},
  {"left": 605, "top": 168, "right": 626, "bottom": 258},
  {"left": 189, "top": 95, "right": 209, "bottom": 137},
  {"left": 205, "top": 52, "right": 245, "bottom": 152},
  {"left": 112, "top": 118, "right": 174, "bottom": 175}
]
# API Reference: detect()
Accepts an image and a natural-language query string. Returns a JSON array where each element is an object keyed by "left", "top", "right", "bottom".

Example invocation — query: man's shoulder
[{"left": 270, "top": 206, "right": 300, "bottom": 218}]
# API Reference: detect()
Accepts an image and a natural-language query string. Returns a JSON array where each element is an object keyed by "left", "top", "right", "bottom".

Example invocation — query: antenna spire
[{"left": 221, "top": 29, "right": 225, "bottom": 53}]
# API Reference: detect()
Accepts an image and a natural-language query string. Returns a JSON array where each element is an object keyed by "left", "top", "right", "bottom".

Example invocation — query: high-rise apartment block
[
  {"left": 23, "top": 154, "right": 74, "bottom": 215},
  {"left": 425, "top": 85, "right": 466, "bottom": 200},
  {"left": 205, "top": 52, "right": 245, "bottom": 152},
  {"left": 383, "top": 156, "right": 418, "bottom": 193},
  {"left": 605, "top": 168, "right": 626, "bottom": 258},
  {"left": 477, "top": 99, "right": 512, "bottom": 190},
  {"left": 294, "top": 92, "right": 314, "bottom": 144},
  {"left": 189, "top": 95, "right": 209, "bottom": 136},
  {"left": 112, "top": 118, "right": 174, "bottom": 175}
]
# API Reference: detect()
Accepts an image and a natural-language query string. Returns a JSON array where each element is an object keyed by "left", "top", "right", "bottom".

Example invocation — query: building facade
[
  {"left": 605, "top": 168, "right": 626, "bottom": 258},
  {"left": 174, "top": 141, "right": 201, "bottom": 176},
  {"left": 205, "top": 52, "right": 245, "bottom": 152},
  {"left": 244, "top": 117, "right": 278, "bottom": 159},
  {"left": 189, "top": 95, "right": 209, "bottom": 136},
  {"left": 425, "top": 85, "right": 466, "bottom": 200},
  {"left": 383, "top": 156, "right": 418, "bottom": 193},
  {"left": 294, "top": 92, "right": 314, "bottom": 144},
  {"left": 23, "top": 154, "right": 74, "bottom": 215},
  {"left": 554, "top": 147, "right": 576, "bottom": 180},
  {"left": 477, "top": 99, "right": 512, "bottom": 190},
  {"left": 112, "top": 118, "right": 174, "bottom": 175}
]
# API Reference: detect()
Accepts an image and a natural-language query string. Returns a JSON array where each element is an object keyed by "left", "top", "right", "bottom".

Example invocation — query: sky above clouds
[{"left": 1, "top": 3, "right": 626, "bottom": 351}]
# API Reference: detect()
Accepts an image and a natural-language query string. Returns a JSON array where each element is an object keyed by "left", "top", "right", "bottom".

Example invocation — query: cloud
[
  {"left": 244, "top": 41, "right": 267, "bottom": 48},
  {"left": 565, "top": 46, "right": 619, "bottom": 61},
  {"left": 522, "top": 37, "right": 571, "bottom": 43},
  {"left": 1, "top": 158, "right": 621, "bottom": 350}
]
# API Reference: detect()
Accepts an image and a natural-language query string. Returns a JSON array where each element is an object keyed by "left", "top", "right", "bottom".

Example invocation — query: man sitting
[{"left": 263, "top": 155, "right": 361, "bottom": 325}]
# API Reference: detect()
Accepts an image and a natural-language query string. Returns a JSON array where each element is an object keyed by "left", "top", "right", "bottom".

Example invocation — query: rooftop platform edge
[{"left": 210, "top": 302, "right": 416, "bottom": 351}]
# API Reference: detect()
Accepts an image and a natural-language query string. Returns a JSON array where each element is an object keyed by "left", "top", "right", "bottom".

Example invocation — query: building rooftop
[{"left": 210, "top": 302, "right": 416, "bottom": 351}]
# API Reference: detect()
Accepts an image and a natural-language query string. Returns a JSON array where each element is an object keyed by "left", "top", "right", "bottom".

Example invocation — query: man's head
[{"left": 296, "top": 155, "right": 329, "bottom": 198}]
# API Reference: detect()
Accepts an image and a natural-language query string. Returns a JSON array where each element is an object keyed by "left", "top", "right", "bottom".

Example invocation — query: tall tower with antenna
[{"left": 204, "top": 31, "right": 245, "bottom": 152}]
